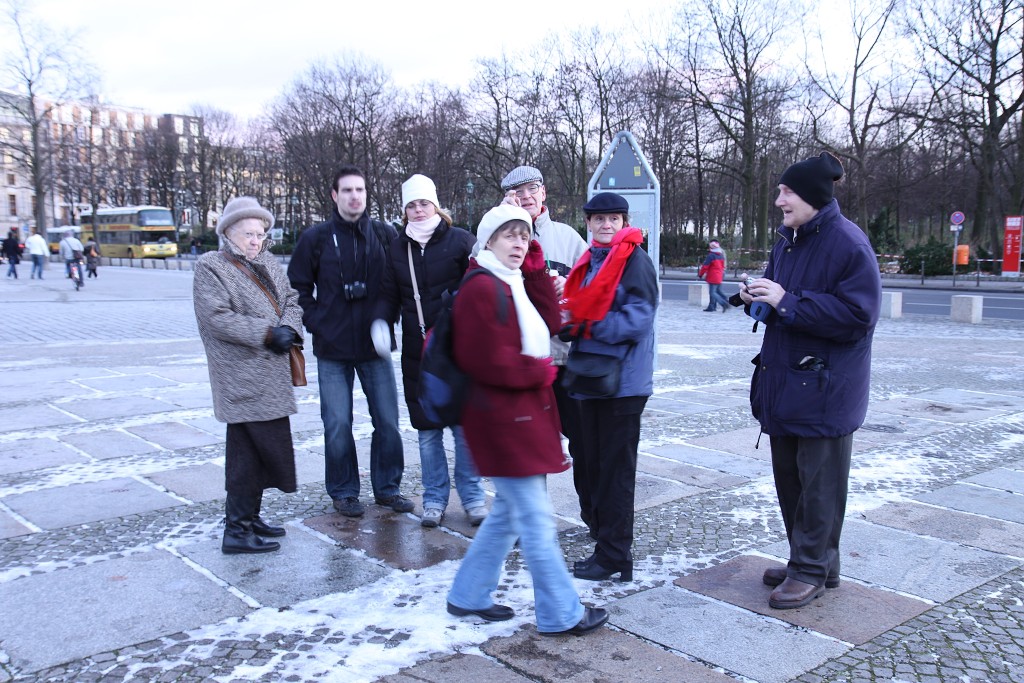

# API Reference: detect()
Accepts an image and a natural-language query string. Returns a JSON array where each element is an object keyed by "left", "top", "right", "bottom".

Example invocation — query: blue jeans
[
  {"left": 317, "top": 356, "right": 404, "bottom": 501},
  {"left": 707, "top": 283, "right": 730, "bottom": 310},
  {"left": 6, "top": 259, "right": 16, "bottom": 277},
  {"left": 448, "top": 475, "right": 584, "bottom": 633},
  {"left": 418, "top": 426, "right": 484, "bottom": 511},
  {"left": 31, "top": 254, "right": 44, "bottom": 279}
]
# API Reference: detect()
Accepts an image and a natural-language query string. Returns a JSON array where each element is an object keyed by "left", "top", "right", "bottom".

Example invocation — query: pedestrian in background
[
  {"left": 699, "top": 239, "right": 730, "bottom": 312},
  {"left": 560, "top": 192, "right": 658, "bottom": 583},
  {"left": 371, "top": 174, "right": 487, "bottom": 528},
  {"left": 446, "top": 204, "right": 608, "bottom": 636},
  {"left": 741, "top": 151, "right": 881, "bottom": 609},
  {"left": 25, "top": 228, "right": 47, "bottom": 280},
  {"left": 84, "top": 236, "right": 101, "bottom": 278},
  {"left": 287, "top": 165, "right": 411, "bottom": 518},
  {"left": 3, "top": 230, "right": 22, "bottom": 279},
  {"left": 193, "top": 197, "right": 304, "bottom": 555}
]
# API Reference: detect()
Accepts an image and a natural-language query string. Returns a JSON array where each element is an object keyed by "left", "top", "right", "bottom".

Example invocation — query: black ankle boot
[
  {"left": 251, "top": 491, "right": 286, "bottom": 538},
  {"left": 222, "top": 494, "right": 280, "bottom": 554},
  {"left": 573, "top": 558, "right": 633, "bottom": 582}
]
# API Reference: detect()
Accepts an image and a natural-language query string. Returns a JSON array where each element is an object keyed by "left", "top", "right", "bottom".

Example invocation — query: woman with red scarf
[{"left": 560, "top": 192, "right": 659, "bottom": 582}]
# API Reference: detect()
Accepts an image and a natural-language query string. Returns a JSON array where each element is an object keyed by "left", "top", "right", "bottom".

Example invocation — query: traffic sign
[{"left": 950, "top": 211, "right": 965, "bottom": 225}]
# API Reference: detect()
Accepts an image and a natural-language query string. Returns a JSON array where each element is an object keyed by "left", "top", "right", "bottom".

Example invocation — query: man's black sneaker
[
  {"left": 375, "top": 494, "right": 415, "bottom": 513},
  {"left": 332, "top": 497, "right": 365, "bottom": 517}
]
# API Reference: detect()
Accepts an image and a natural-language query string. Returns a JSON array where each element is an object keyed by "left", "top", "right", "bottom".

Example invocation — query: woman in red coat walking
[{"left": 445, "top": 204, "right": 607, "bottom": 636}]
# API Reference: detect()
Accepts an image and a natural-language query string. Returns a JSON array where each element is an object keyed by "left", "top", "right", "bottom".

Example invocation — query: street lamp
[{"left": 466, "top": 179, "right": 475, "bottom": 228}]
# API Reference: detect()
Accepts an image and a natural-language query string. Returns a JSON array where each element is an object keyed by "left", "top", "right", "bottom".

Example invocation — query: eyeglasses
[
  {"left": 241, "top": 231, "right": 268, "bottom": 242},
  {"left": 512, "top": 183, "right": 543, "bottom": 198}
]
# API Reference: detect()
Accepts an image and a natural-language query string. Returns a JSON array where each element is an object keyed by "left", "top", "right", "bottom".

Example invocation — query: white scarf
[
  {"left": 475, "top": 250, "right": 551, "bottom": 359},
  {"left": 406, "top": 217, "right": 441, "bottom": 247}
]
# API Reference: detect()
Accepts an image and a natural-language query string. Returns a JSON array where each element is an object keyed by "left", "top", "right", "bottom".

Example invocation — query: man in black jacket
[{"left": 287, "top": 166, "right": 412, "bottom": 518}]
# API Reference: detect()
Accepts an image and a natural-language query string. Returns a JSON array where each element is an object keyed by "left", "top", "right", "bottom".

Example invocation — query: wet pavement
[{"left": 1, "top": 264, "right": 1023, "bottom": 682}]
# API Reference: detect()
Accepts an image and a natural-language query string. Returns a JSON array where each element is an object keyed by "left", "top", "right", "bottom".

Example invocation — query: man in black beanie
[{"left": 739, "top": 151, "right": 881, "bottom": 609}]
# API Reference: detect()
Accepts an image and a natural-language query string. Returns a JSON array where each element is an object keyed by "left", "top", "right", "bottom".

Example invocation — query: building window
[
  {"left": 8, "top": 195, "right": 16, "bottom": 216},
  {"left": 5, "top": 173, "right": 13, "bottom": 186},
  {"left": 174, "top": 117, "right": 184, "bottom": 135}
]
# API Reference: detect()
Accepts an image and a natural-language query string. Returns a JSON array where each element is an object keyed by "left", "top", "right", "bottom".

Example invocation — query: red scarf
[{"left": 561, "top": 227, "right": 643, "bottom": 336}]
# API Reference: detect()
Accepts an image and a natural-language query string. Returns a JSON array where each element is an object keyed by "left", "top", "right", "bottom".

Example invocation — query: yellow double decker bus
[{"left": 80, "top": 206, "right": 179, "bottom": 259}]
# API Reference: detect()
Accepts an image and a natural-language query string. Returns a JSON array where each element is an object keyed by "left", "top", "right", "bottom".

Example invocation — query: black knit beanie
[{"left": 778, "top": 152, "right": 845, "bottom": 209}]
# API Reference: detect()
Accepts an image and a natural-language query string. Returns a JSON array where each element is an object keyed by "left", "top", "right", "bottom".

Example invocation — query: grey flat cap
[{"left": 500, "top": 166, "right": 544, "bottom": 191}]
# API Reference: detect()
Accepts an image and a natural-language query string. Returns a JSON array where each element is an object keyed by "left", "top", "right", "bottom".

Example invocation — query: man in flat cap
[
  {"left": 499, "top": 165, "right": 588, "bottom": 510},
  {"left": 740, "top": 151, "right": 881, "bottom": 610}
]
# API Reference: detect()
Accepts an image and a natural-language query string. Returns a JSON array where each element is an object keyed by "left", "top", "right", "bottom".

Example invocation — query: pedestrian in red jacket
[{"left": 698, "top": 240, "right": 730, "bottom": 312}]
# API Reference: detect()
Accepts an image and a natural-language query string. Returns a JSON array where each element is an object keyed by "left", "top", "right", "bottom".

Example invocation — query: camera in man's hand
[{"left": 344, "top": 281, "right": 367, "bottom": 301}]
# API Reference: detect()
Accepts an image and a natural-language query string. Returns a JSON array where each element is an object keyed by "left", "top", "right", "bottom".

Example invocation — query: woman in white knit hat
[
  {"left": 371, "top": 174, "right": 488, "bottom": 528},
  {"left": 193, "top": 196, "right": 304, "bottom": 555},
  {"left": 444, "top": 204, "right": 608, "bottom": 636}
]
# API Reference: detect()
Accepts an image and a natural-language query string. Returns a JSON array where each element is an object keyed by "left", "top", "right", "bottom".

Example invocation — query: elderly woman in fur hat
[{"left": 193, "top": 197, "right": 304, "bottom": 555}]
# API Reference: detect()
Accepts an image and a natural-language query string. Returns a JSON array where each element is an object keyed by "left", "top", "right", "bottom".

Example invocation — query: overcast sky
[{"left": 8, "top": 0, "right": 669, "bottom": 121}]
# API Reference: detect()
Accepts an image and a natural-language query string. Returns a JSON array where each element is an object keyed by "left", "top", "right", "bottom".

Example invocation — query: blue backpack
[{"left": 418, "top": 269, "right": 507, "bottom": 427}]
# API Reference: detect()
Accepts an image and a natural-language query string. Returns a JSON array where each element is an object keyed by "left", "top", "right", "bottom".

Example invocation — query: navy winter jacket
[
  {"left": 287, "top": 210, "right": 397, "bottom": 362},
  {"left": 567, "top": 246, "right": 659, "bottom": 399},
  {"left": 750, "top": 200, "right": 881, "bottom": 438}
]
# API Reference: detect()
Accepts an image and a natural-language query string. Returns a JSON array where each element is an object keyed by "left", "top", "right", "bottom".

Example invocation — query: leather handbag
[
  {"left": 288, "top": 346, "right": 307, "bottom": 387},
  {"left": 222, "top": 253, "right": 307, "bottom": 386},
  {"left": 562, "top": 351, "right": 621, "bottom": 398}
]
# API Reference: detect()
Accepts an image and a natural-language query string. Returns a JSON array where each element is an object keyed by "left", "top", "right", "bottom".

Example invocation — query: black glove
[
  {"left": 266, "top": 325, "right": 296, "bottom": 354},
  {"left": 558, "top": 321, "right": 589, "bottom": 342}
]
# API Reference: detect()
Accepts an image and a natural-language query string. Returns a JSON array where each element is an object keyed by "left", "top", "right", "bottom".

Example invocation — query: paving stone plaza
[{"left": 1, "top": 264, "right": 1023, "bottom": 682}]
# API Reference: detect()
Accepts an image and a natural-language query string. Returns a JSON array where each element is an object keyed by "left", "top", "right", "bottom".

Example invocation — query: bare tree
[
  {"left": 667, "top": 0, "right": 798, "bottom": 251},
  {"left": 465, "top": 54, "right": 547, "bottom": 195},
  {"left": 907, "top": 0, "right": 1024, "bottom": 248},
  {"left": 805, "top": 0, "right": 930, "bottom": 233},
  {"left": 0, "top": 0, "right": 94, "bottom": 232}
]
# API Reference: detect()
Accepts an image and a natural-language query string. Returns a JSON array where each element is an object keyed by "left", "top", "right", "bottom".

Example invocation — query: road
[{"left": 660, "top": 280, "right": 1024, "bottom": 321}]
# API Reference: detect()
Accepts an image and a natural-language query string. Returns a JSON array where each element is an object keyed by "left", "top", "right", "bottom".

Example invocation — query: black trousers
[
  {"left": 225, "top": 417, "right": 298, "bottom": 497},
  {"left": 770, "top": 433, "right": 853, "bottom": 587},
  {"left": 577, "top": 395, "right": 647, "bottom": 567},
  {"left": 553, "top": 368, "right": 586, "bottom": 520}
]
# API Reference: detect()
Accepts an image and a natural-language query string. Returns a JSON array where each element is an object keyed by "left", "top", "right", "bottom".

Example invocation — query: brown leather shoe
[
  {"left": 768, "top": 577, "right": 825, "bottom": 609},
  {"left": 763, "top": 567, "right": 840, "bottom": 588}
]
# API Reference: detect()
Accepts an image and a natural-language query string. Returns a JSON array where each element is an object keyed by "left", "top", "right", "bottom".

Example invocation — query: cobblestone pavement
[{"left": 1, "top": 267, "right": 1023, "bottom": 682}]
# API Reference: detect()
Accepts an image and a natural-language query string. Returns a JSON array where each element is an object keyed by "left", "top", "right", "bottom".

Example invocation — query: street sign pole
[
  {"left": 951, "top": 225, "right": 959, "bottom": 286},
  {"left": 950, "top": 211, "right": 966, "bottom": 287}
]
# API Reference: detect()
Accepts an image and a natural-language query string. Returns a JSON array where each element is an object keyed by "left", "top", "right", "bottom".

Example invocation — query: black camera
[{"left": 344, "top": 281, "right": 367, "bottom": 301}]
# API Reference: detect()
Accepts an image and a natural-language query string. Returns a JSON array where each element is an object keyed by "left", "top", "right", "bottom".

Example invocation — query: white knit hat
[
  {"left": 401, "top": 174, "right": 440, "bottom": 209},
  {"left": 217, "top": 197, "right": 274, "bottom": 237},
  {"left": 472, "top": 204, "right": 533, "bottom": 256}
]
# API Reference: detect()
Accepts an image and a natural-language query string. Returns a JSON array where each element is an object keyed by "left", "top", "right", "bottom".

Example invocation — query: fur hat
[
  {"left": 778, "top": 152, "right": 845, "bottom": 209},
  {"left": 583, "top": 192, "right": 630, "bottom": 215},
  {"left": 401, "top": 174, "right": 440, "bottom": 209},
  {"left": 473, "top": 204, "right": 533, "bottom": 256},
  {"left": 217, "top": 197, "right": 274, "bottom": 237},
  {"left": 500, "top": 166, "right": 544, "bottom": 192}
]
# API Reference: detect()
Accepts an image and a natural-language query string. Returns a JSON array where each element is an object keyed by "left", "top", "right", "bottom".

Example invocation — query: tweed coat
[{"left": 193, "top": 239, "right": 304, "bottom": 424}]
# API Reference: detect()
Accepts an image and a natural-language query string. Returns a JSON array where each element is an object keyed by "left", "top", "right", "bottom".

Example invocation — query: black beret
[
  {"left": 583, "top": 192, "right": 630, "bottom": 214},
  {"left": 779, "top": 152, "right": 845, "bottom": 209}
]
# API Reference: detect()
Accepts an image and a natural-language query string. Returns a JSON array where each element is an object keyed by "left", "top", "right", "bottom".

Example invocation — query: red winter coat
[
  {"left": 698, "top": 249, "right": 726, "bottom": 284},
  {"left": 452, "top": 260, "right": 566, "bottom": 477}
]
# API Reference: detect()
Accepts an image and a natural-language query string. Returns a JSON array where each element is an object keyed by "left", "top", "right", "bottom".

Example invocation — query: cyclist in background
[{"left": 59, "top": 229, "right": 85, "bottom": 287}]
